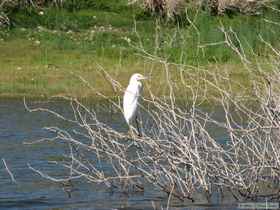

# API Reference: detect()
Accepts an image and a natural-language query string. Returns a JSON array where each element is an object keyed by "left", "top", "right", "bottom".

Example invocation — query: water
[{"left": 0, "top": 99, "right": 236, "bottom": 210}]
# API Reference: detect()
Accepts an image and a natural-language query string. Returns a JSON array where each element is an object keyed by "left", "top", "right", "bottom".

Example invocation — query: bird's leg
[
  {"left": 135, "top": 115, "right": 142, "bottom": 137},
  {"left": 128, "top": 125, "right": 135, "bottom": 137},
  {"left": 127, "top": 125, "right": 140, "bottom": 148}
]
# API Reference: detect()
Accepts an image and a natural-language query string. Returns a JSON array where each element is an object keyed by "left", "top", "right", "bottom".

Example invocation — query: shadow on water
[
  {"left": 0, "top": 99, "right": 238, "bottom": 210},
  {"left": 0, "top": 197, "right": 49, "bottom": 209}
]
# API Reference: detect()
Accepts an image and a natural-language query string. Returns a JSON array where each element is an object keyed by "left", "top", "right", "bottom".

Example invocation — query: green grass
[{"left": 0, "top": 2, "right": 280, "bottom": 99}]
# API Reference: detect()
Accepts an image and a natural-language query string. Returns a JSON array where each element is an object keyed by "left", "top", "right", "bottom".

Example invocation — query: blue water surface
[{"left": 0, "top": 99, "right": 236, "bottom": 210}]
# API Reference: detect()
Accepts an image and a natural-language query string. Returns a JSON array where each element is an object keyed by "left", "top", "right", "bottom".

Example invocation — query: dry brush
[
  {"left": 22, "top": 10, "right": 280, "bottom": 205},
  {"left": 24, "top": 59, "right": 280, "bottom": 204}
]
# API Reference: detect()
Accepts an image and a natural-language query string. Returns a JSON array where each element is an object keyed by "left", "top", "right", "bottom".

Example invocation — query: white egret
[{"left": 123, "top": 73, "right": 147, "bottom": 136}]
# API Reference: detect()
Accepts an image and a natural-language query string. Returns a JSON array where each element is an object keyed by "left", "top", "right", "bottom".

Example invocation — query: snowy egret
[{"left": 123, "top": 73, "right": 148, "bottom": 136}]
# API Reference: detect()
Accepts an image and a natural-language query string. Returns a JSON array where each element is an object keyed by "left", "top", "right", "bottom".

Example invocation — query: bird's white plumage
[{"left": 123, "top": 73, "right": 146, "bottom": 125}]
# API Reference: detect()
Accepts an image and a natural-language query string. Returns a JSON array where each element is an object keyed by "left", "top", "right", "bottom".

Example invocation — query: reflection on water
[{"left": 0, "top": 99, "right": 236, "bottom": 210}]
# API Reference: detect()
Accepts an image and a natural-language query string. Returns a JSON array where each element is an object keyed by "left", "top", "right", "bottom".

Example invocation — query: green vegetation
[{"left": 0, "top": 0, "right": 279, "bottom": 99}]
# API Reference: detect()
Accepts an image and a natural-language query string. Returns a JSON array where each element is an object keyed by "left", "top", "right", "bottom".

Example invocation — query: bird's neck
[{"left": 130, "top": 80, "right": 142, "bottom": 87}]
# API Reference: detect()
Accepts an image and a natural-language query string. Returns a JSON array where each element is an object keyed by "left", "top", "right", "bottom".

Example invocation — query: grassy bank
[{"left": 0, "top": 1, "right": 279, "bottom": 99}]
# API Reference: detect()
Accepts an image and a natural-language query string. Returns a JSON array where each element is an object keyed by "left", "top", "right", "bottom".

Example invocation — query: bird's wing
[
  {"left": 123, "top": 84, "right": 140, "bottom": 106},
  {"left": 123, "top": 84, "right": 140, "bottom": 123}
]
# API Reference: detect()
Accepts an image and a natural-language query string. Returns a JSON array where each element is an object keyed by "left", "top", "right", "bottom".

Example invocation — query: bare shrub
[
  {"left": 24, "top": 58, "right": 280, "bottom": 203},
  {"left": 23, "top": 5, "right": 280, "bottom": 205},
  {"left": 205, "top": 0, "right": 273, "bottom": 15},
  {"left": 0, "top": 0, "right": 64, "bottom": 10},
  {"left": 130, "top": 0, "right": 273, "bottom": 17},
  {"left": 0, "top": 11, "right": 9, "bottom": 27},
  {"left": 129, "top": 0, "right": 187, "bottom": 18}
]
